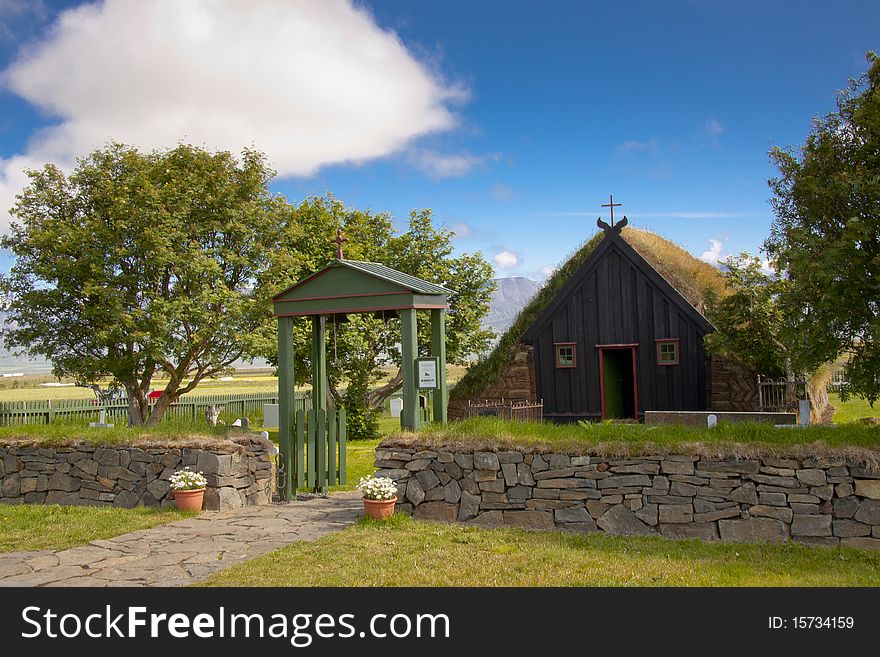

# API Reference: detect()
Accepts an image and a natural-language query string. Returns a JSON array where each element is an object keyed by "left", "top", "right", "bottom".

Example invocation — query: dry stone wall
[
  {"left": 375, "top": 442, "right": 880, "bottom": 549},
  {"left": 0, "top": 434, "right": 274, "bottom": 511}
]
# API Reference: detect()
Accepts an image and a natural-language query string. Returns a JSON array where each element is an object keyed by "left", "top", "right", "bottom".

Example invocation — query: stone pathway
[{"left": 0, "top": 492, "right": 362, "bottom": 587}]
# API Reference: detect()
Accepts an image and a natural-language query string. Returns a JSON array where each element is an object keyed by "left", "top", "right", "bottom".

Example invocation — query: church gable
[{"left": 523, "top": 222, "right": 713, "bottom": 343}]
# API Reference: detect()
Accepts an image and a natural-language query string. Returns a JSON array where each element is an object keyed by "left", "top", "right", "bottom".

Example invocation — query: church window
[
  {"left": 555, "top": 343, "right": 576, "bottom": 368},
  {"left": 656, "top": 339, "right": 679, "bottom": 365}
]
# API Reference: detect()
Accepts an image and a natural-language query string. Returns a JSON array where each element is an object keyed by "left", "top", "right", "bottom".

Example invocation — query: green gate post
[
  {"left": 277, "top": 316, "right": 295, "bottom": 501},
  {"left": 430, "top": 308, "right": 448, "bottom": 424},
  {"left": 311, "top": 315, "right": 328, "bottom": 491},
  {"left": 400, "top": 308, "right": 418, "bottom": 431}
]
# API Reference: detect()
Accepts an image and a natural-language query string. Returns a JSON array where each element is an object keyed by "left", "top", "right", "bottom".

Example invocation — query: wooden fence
[{"left": 0, "top": 391, "right": 311, "bottom": 426}]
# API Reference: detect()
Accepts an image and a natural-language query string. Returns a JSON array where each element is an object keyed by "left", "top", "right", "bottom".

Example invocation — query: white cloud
[
  {"left": 703, "top": 119, "right": 725, "bottom": 147},
  {"left": 492, "top": 182, "right": 514, "bottom": 202},
  {"left": 699, "top": 239, "right": 725, "bottom": 264},
  {"left": 0, "top": 0, "right": 464, "bottom": 230},
  {"left": 705, "top": 119, "right": 725, "bottom": 136},
  {"left": 493, "top": 250, "right": 520, "bottom": 269},
  {"left": 616, "top": 139, "right": 659, "bottom": 156},
  {"left": 406, "top": 148, "right": 500, "bottom": 180},
  {"left": 539, "top": 265, "right": 557, "bottom": 278},
  {"left": 450, "top": 221, "right": 473, "bottom": 238}
]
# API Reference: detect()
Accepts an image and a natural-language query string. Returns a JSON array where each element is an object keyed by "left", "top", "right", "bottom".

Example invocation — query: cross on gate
[
  {"left": 332, "top": 228, "right": 349, "bottom": 260},
  {"left": 601, "top": 194, "right": 623, "bottom": 227}
]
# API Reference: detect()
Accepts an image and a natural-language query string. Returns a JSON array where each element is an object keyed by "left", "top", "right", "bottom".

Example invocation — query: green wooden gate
[{"left": 290, "top": 408, "right": 347, "bottom": 490}]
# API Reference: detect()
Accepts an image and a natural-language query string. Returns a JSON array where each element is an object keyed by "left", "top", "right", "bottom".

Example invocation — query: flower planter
[
  {"left": 363, "top": 496, "right": 397, "bottom": 520},
  {"left": 173, "top": 488, "right": 206, "bottom": 511}
]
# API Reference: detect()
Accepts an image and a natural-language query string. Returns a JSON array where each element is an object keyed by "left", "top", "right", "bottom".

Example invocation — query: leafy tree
[
  {"left": 704, "top": 253, "right": 790, "bottom": 378},
  {"left": 765, "top": 52, "right": 880, "bottom": 402},
  {"left": 252, "top": 195, "right": 495, "bottom": 439},
  {"left": 0, "top": 143, "right": 283, "bottom": 425}
]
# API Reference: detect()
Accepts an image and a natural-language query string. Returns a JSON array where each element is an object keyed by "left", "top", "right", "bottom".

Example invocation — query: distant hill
[{"left": 484, "top": 276, "right": 541, "bottom": 338}]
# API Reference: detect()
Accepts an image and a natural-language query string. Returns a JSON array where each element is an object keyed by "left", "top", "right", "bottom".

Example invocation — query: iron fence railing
[{"left": 466, "top": 398, "right": 544, "bottom": 421}]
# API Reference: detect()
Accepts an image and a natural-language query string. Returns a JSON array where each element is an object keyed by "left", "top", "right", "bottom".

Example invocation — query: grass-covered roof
[{"left": 452, "top": 227, "right": 727, "bottom": 399}]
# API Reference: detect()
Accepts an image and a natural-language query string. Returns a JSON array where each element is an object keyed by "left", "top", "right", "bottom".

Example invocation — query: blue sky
[{"left": 0, "top": 0, "right": 877, "bottom": 279}]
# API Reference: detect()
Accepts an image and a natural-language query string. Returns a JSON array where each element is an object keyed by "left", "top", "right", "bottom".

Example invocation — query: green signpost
[{"left": 272, "top": 244, "right": 450, "bottom": 500}]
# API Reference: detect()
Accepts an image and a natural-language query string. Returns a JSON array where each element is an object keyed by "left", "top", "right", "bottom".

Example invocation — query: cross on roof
[
  {"left": 332, "top": 228, "right": 349, "bottom": 260},
  {"left": 601, "top": 194, "right": 623, "bottom": 227}
]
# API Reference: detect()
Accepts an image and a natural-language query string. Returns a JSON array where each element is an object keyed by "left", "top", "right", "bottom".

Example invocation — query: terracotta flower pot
[
  {"left": 363, "top": 496, "right": 397, "bottom": 520},
  {"left": 173, "top": 488, "right": 205, "bottom": 511}
]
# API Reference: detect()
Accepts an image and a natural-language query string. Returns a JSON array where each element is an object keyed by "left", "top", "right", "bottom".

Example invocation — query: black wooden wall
[{"left": 523, "top": 235, "right": 712, "bottom": 422}]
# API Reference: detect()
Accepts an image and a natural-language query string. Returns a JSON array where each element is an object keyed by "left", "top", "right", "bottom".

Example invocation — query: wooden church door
[{"left": 598, "top": 345, "right": 639, "bottom": 419}]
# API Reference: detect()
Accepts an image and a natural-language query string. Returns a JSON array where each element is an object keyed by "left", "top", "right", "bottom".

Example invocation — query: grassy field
[
  {"left": 0, "top": 366, "right": 470, "bottom": 402},
  {"left": 831, "top": 392, "right": 879, "bottom": 424},
  {"left": 0, "top": 505, "right": 194, "bottom": 552},
  {"left": 200, "top": 514, "right": 880, "bottom": 587}
]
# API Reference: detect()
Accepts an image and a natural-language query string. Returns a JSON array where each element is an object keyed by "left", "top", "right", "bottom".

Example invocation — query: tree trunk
[
  {"left": 365, "top": 368, "right": 403, "bottom": 411},
  {"left": 146, "top": 388, "right": 179, "bottom": 425},
  {"left": 125, "top": 386, "right": 150, "bottom": 426}
]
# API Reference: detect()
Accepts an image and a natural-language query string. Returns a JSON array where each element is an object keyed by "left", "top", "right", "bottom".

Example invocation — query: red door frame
[{"left": 597, "top": 343, "right": 639, "bottom": 420}]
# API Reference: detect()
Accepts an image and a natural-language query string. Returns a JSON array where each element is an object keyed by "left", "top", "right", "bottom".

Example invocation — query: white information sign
[{"left": 417, "top": 359, "right": 438, "bottom": 389}]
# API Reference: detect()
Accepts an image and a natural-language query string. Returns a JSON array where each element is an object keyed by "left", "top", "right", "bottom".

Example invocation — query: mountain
[{"left": 484, "top": 276, "right": 541, "bottom": 338}]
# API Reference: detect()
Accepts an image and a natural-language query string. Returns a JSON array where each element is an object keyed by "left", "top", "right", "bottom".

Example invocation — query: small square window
[
  {"left": 657, "top": 340, "right": 678, "bottom": 365},
  {"left": 555, "top": 343, "right": 576, "bottom": 368}
]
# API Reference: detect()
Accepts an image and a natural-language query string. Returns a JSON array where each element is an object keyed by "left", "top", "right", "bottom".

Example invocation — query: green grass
[
  {"left": 199, "top": 513, "right": 880, "bottom": 587},
  {"left": 832, "top": 392, "right": 880, "bottom": 424},
  {"left": 403, "top": 417, "right": 880, "bottom": 456},
  {"left": 0, "top": 417, "right": 242, "bottom": 446},
  {"left": 0, "top": 504, "right": 194, "bottom": 552}
]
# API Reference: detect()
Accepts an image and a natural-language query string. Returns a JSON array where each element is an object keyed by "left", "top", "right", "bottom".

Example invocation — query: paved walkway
[{"left": 0, "top": 492, "right": 362, "bottom": 587}]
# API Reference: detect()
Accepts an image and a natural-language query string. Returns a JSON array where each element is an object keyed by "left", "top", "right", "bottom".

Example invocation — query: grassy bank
[
  {"left": 388, "top": 418, "right": 880, "bottom": 458},
  {"left": 0, "top": 418, "right": 241, "bottom": 447},
  {"left": 0, "top": 505, "right": 194, "bottom": 552},
  {"left": 200, "top": 514, "right": 880, "bottom": 587}
]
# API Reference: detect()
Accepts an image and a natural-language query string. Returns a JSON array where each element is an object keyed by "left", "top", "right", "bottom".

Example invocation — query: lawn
[
  {"left": 831, "top": 392, "right": 879, "bottom": 424},
  {"left": 200, "top": 513, "right": 880, "bottom": 587},
  {"left": 0, "top": 504, "right": 193, "bottom": 552}
]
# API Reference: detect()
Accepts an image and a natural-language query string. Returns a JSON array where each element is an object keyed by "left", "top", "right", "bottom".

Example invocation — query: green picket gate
[{"left": 292, "top": 408, "right": 346, "bottom": 491}]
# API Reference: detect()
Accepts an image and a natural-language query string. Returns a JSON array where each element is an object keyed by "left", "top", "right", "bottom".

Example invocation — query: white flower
[
  {"left": 357, "top": 475, "right": 398, "bottom": 501},
  {"left": 169, "top": 467, "right": 208, "bottom": 491}
]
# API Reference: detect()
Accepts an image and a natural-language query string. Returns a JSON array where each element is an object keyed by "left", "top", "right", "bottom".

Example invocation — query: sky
[{"left": 0, "top": 0, "right": 877, "bottom": 280}]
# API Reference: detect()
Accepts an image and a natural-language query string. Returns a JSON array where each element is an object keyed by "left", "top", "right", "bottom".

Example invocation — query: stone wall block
[
  {"left": 791, "top": 514, "right": 832, "bottom": 537},
  {"left": 854, "top": 500, "right": 880, "bottom": 525},
  {"left": 473, "top": 452, "right": 500, "bottom": 471}
]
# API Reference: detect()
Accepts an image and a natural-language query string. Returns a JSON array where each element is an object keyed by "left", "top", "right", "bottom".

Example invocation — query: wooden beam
[
  {"left": 276, "top": 316, "right": 295, "bottom": 500},
  {"left": 400, "top": 308, "right": 418, "bottom": 431},
  {"left": 431, "top": 308, "right": 448, "bottom": 424}
]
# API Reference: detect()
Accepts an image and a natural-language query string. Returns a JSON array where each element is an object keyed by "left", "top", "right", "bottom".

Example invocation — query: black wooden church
[
  {"left": 449, "top": 197, "right": 732, "bottom": 422},
  {"left": 522, "top": 212, "right": 713, "bottom": 421}
]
